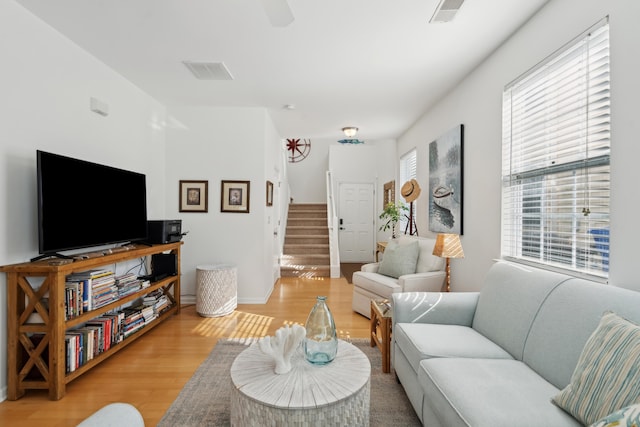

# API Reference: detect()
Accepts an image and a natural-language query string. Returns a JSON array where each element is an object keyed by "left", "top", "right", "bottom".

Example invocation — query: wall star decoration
[{"left": 285, "top": 138, "right": 311, "bottom": 163}]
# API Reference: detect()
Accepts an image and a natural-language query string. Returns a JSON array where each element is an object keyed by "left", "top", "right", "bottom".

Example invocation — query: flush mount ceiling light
[{"left": 342, "top": 127, "right": 358, "bottom": 138}]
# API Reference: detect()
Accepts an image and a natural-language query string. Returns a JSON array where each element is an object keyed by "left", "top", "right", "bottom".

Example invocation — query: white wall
[
  {"left": 397, "top": 0, "right": 640, "bottom": 292},
  {"left": 0, "top": 1, "right": 168, "bottom": 401},
  {"left": 287, "top": 138, "right": 330, "bottom": 203},
  {"left": 165, "top": 106, "right": 283, "bottom": 304}
]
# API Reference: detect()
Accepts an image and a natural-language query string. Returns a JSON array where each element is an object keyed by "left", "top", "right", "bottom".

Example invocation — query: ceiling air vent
[
  {"left": 429, "top": 0, "right": 465, "bottom": 23},
  {"left": 183, "top": 61, "right": 234, "bottom": 80}
]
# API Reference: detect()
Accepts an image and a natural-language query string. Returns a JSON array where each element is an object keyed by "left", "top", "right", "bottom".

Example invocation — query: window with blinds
[
  {"left": 399, "top": 149, "right": 417, "bottom": 234},
  {"left": 501, "top": 18, "right": 610, "bottom": 278}
]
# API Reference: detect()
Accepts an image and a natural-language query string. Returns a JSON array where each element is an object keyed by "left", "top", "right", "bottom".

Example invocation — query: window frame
[
  {"left": 399, "top": 148, "right": 417, "bottom": 234},
  {"left": 501, "top": 18, "right": 610, "bottom": 280}
]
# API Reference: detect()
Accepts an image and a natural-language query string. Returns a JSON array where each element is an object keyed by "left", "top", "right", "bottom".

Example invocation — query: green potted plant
[{"left": 379, "top": 201, "right": 408, "bottom": 239}]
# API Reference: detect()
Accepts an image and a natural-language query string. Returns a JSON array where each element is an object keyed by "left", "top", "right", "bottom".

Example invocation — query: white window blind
[
  {"left": 399, "top": 149, "right": 417, "bottom": 234},
  {"left": 501, "top": 19, "right": 610, "bottom": 278}
]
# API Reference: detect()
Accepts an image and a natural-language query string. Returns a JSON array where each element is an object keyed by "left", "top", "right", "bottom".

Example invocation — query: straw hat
[{"left": 401, "top": 179, "right": 421, "bottom": 203}]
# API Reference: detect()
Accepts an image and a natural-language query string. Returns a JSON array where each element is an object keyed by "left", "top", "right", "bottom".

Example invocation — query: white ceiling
[{"left": 16, "top": 0, "right": 548, "bottom": 141}]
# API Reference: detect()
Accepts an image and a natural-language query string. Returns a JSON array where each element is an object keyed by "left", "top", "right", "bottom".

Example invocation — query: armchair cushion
[
  {"left": 398, "top": 235, "right": 444, "bottom": 273},
  {"left": 351, "top": 271, "right": 401, "bottom": 299},
  {"left": 377, "top": 239, "right": 419, "bottom": 278}
]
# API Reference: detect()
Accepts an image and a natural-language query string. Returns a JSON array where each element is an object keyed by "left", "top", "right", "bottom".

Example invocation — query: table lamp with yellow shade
[{"left": 432, "top": 233, "right": 464, "bottom": 292}]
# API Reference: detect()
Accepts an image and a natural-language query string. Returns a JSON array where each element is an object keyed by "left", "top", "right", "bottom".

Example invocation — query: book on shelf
[
  {"left": 66, "top": 269, "right": 112, "bottom": 280},
  {"left": 115, "top": 273, "right": 146, "bottom": 298},
  {"left": 65, "top": 270, "right": 114, "bottom": 312},
  {"left": 58, "top": 267, "right": 176, "bottom": 372}
]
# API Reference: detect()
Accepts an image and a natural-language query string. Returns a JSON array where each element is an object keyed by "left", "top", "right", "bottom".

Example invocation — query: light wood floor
[{"left": 0, "top": 276, "right": 370, "bottom": 427}]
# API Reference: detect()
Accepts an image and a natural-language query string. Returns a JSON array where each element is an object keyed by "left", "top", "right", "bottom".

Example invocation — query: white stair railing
[{"left": 326, "top": 171, "right": 341, "bottom": 278}]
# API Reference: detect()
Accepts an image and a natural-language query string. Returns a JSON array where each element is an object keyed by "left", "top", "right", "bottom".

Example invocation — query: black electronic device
[
  {"left": 150, "top": 253, "right": 177, "bottom": 281},
  {"left": 35, "top": 150, "right": 148, "bottom": 260},
  {"left": 147, "top": 220, "right": 183, "bottom": 244}
]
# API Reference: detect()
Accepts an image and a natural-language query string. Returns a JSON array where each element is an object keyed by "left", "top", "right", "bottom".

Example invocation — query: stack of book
[
  {"left": 122, "top": 306, "right": 145, "bottom": 338},
  {"left": 141, "top": 304, "right": 156, "bottom": 324},
  {"left": 114, "top": 273, "right": 149, "bottom": 298},
  {"left": 65, "top": 269, "right": 116, "bottom": 314},
  {"left": 90, "top": 272, "right": 117, "bottom": 309},
  {"left": 143, "top": 289, "right": 171, "bottom": 316}
]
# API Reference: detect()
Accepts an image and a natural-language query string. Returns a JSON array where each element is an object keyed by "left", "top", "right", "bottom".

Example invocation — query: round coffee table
[{"left": 230, "top": 340, "right": 370, "bottom": 426}]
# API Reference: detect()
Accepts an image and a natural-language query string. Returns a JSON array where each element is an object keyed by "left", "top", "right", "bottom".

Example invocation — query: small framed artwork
[
  {"left": 266, "top": 181, "right": 274, "bottom": 207},
  {"left": 221, "top": 180, "right": 250, "bottom": 213},
  {"left": 383, "top": 180, "right": 395, "bottom": 208},
  {"left": 179, "top": 180, "right": 208, "bottom": 213}
]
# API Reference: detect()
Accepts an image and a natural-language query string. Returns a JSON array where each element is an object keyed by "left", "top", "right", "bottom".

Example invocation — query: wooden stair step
[
  {"left": 285, "top": 226, "right": 329, "bottom": 236},
  {"left": 280, "top": 265, "right": 331, "bottom": 278},
  {"left": 284, "top": 235, "right": 330, "bottom": 245},
  {"left": 283, "top": 244, "right": 329, "bottom": 254},
  {"left": 287, "top": 218, "right": 327, "bottom": 227}
]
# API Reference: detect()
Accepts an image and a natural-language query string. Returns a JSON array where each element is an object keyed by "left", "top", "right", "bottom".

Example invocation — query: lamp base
[{"left": 445, "top": 257, "right": 451, "bottom": 292}]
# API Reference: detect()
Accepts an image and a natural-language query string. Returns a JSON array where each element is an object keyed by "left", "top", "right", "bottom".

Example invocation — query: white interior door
[{"left": 338, "top": 182, "right": 375, "bottom": 263}]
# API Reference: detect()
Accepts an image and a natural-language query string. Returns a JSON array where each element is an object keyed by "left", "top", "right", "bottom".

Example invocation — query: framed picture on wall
[
  {"left": 221, "top": 180, "right": 250, "bottom": 213},
  {"left": 179, "top": 180, "right": 208, "bottom": 213},
  {"left": 428, "top": 124, "right": 464, "bottom": 234},
  {"left": 383, "top": 180, "right": 395, "bottom": 208}
]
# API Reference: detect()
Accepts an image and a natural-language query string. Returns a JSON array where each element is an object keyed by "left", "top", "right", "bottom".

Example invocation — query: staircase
[{"left": 281, "top": 203, "right": 330, "bottom": 278}]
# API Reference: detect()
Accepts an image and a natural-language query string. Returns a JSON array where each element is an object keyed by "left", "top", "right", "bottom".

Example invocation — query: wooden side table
[{"left": 370, "top": 299, "right": 392, "bottom": 373}]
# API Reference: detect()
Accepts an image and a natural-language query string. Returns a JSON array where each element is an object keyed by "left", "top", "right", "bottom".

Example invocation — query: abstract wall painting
[{"left": 428, "top": 124, "right": 463, "bottom": 235}]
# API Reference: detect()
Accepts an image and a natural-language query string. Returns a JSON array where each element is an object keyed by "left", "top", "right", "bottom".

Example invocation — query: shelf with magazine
[{"left": 0, "top": 241, "right": 182, "bottom": 401}]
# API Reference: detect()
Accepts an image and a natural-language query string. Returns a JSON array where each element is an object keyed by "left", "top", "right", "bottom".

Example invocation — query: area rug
[
  {"left": 158, "top": 338, "right": 421, "bottom": 426},
  {"left": 341, "top": 263, "right": 365, "bottom": 283}
]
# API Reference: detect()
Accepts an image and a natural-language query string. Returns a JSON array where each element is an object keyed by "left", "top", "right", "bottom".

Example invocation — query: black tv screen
[{"left": 37, "top": 150, "right": 148, "bottom": 256}]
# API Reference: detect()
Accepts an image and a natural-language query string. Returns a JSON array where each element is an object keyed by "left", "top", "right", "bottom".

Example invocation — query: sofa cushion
[
  {"left": 352, "top": 271, "right": 401, "bottom": 299},
  {"left": 377, "top": 239, "right": 419, "bottom": 278},
  {"left": 472, "top": 261, "right": 569, "bottom": 360},
  {"left": 397, "top": 235, "right": 444, "bottom": 273},
  {"left": 394, "top": 323, "right": 513, "bottom": 373},
  {"left": 523, "top": 279, "right": 640, "bottom": 390},
  {"left": 590, "top": 403, "right": 640, "bottom": 427},
  {"left": 419, "top": 358, "right": 582, "bottom": 427},
  {"left": 552, "top": 312, "right": 640, "bottom": 426}
]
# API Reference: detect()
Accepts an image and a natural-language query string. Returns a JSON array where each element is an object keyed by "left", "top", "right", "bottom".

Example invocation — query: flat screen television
[{"left": 36, "top": 150, "right": 148, "bottom": 258}]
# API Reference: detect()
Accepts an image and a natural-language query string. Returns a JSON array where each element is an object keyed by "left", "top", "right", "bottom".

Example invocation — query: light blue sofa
[{"left": 392, "top": 261, "right": 640, "bottom": 426}]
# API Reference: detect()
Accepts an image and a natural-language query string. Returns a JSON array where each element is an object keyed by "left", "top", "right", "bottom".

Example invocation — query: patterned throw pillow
[
  {"left": 590, "top": 403, "right": 640, "bottom": 427},
  {"left": 553, "top": 312, "right": 640, "bottom": 425},
  {"left": 377, "top": 240, "right": 419, "bottom": 279}
]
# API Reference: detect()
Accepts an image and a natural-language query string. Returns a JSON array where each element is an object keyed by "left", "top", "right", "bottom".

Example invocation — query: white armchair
[{"left": 352, "top": 235, "right": 446, "bottom": 318}]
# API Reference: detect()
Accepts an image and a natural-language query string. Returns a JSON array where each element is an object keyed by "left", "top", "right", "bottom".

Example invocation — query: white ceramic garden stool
[{"left": 196, "top": 264, "right": 237, "bottom": 317}]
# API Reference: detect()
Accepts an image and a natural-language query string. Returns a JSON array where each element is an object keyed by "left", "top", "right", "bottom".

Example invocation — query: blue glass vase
[{"left": 304, "top": 296, "right": 338, "bottom": 364}]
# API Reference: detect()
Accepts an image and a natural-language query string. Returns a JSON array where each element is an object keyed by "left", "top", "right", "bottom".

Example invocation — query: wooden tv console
[{"left": 0, "top": 241, "right": 182, "bottom": 400}]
